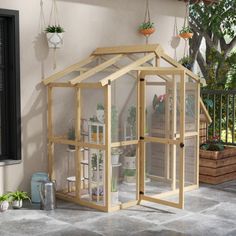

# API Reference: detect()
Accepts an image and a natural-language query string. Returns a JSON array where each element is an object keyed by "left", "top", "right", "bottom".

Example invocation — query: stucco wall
[{"left": 0, "top": 0, "right": 185, "bottom": 195}]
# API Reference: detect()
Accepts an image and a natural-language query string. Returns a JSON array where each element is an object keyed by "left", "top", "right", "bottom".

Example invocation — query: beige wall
[{"left": 0, "top": 0, "right": 185, "bottom": 195}]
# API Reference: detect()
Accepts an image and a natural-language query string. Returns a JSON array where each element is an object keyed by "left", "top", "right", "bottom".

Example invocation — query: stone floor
[{"left": 1, "top": 181, "right": 236, "bottom": 236}]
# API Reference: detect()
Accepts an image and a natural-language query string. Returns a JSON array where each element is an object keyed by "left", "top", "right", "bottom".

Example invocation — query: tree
[{"left": 189, "top": 0, "right": 236, "bottom": 89}]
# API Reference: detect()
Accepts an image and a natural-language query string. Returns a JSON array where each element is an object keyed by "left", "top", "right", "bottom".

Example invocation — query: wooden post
[
  {"left": 179, "top": 71, "right": 186, "bottom": 209},
  {"left": 196, "top": 82, "right": 200, "bottom": 187},
  {"left": 105, "top": 84, "right": 111, "bottom": 211}
]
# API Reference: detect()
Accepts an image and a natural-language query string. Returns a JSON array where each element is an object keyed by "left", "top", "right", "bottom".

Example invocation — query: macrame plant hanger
[
  {"left": 172, "top": 17, "right": 180, "bottom": 61},
  {"left": 182, "top": 1, "right": 190, "bottom": 58},
  {"left": 48, "top": 0, "right": 61, "bottom": 69}
]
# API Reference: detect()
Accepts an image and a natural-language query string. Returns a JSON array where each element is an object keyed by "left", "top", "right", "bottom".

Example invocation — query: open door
[{"left": 139, "top": 71, "right": 186, "bottom": 209}]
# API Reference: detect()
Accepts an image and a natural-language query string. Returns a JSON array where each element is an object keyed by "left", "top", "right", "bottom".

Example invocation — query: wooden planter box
[{"left": 200, "top": 147, "right": 236, "bottom": 184}]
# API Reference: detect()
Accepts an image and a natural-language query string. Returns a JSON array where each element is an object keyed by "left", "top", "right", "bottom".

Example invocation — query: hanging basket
[
  {"left": 179, "top": 32, "right": 193, "bottom": 39},
  {"left": 46, "top": 32, "right": 64, "bottom": 49},
  {"left": 139, "top": 28, "right": 155, "bottom": 37}
]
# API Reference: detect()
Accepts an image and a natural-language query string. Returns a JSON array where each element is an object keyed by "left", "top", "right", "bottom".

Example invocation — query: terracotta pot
[
  {"left": 139, "top": 28, "right": 155, "bottom": 37},
  {"left": 179, "top": 32, "right": 194, "bottom": 39}
]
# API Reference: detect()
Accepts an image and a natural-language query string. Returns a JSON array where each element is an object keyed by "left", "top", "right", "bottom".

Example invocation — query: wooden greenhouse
[{"left": 43, "top": 44, "right": 202, "bottom": 212}]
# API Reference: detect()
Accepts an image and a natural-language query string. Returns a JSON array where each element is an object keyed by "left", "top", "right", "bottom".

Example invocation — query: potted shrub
[
  {"left": 9, "top": 191, "right": 31, "bottom": 209},
  {"left": 91, "top": 150, "right": 103, "bottom": 182},
  {"left": 67, "top": 127, "right": 75, "bottom": 150},
  {"left": 45, "top": 25, "right": 65, "bottom": 49},
  {"left": 111, "top": 177, "right": 119, "bottom": 205},
  {"left": 124, "top": 146, "right": 136, "bottom": 183},
  {"left": 0, "top": 194, "right": 10, "bottom": 212},
  {"left": 96, "top": 103, "right": 104, "bottom": 123},
  {"left": 92, "top": 187, "right": 103, "bottom": 201},
  {"left": 179, "top": 26, "right": 193, "bottom": 39},
  {"left": 139, "top": 21, "right": 155, "bottom": 37},
  {"left": 127, "top": 106, "right": 136, "bottom": 139},
  {"left": 111, "top": 148, "right": 122, "bottom": 165},
  {"left": 179, "top": 56, "right": 194, "bottom": 70}
]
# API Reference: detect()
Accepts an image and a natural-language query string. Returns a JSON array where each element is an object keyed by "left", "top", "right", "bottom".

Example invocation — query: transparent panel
[
  {"left": 110, "top": 145, "right": 137, "bottom": 206},
  {"left": 185, "top": 76, "right": 198, "bottom": 132},
  {"left": 111, "top": 76, "right": 137, "bottom": 143},
  {"left": 81, "top": 88, "right": 105, "bottom": 144},
  {"left": 54, "top": 144, "right": 76, "bottom": 198},
  {"left": 52, "top": 87, "right": 76, "bottom": 138},
  {"left": 80, "top": 147, "right": 105, "bottom": 206},
  {"left": 145, "top": 142, "right": 180, "bottom": 204}
]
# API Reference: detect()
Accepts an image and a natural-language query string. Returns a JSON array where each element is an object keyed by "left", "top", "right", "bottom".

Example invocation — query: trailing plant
[
  {"left": 179, "top": 56, "right": 194, "bottom": 70},
  {"left": 179, "top": 26, "right": 193, "bottom": 34},
  {"left": 127, "top": 106, "right": 136, "bottom": 137},
  {"left": 200, "top": 135, "right": 225, "bottom": 151},
  {"left": 111, "top": 106, "right": 119, "bottom": 141},
  {"left": 0, "top": 193, "right": 10, "bottom": 202},
  {"left": 91, "top": 151, "right": 103, "bottom": 170},
  {"left": 45, "top": 25, "right": 65, "bottom": 33},
  {"left": 9, "top": 191, "right": 31, "bottom": 202},
  {"left": 139, "top": 21, "right": 154, "bottom": 30}
]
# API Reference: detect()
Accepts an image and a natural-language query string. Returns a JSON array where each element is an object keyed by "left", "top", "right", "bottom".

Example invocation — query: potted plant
[
  {"left": 123, "top": 146, "right": 136, "bottom": 183},
  {"left": 0, "top": 194, "right": 10, "bottom": 212},
  {"left": 127, "top": 106, "right": 136, "bottom": 139},
  {"left": 179, "top": 26, "right": 193, "bottom": 39},
  {"left": 96, "top": 103, "right": 104, "bottom": 123},
  {"left": 92, "top": 187, "right": 103, "bottom": 201},
  {"left": 179, "top": 56, "right": 194, "bottom": 70},
  {"left": 91, "top": 150, "right": 103, "bottom": 182},
  {"left": 67, "top": 127, "right": 75, "bottom": 150},
  {"left": 9, "top": 191, "right": 31, "bottom": 209},
  {"left": 111, "top": 148, "right": 122, "bottom": 165},
  {"left": 111, "top": 106, "right": 119, "bottom": 142},
  {"left": 139, "top": 21, "right": 155, "bottom": 37},
  {"left": 152, "top": 94, "right": 166, "bottom": 114},
  {"left": 45, "top": 25, "right": 65, "bottom": 49},
  {"left": 111, "top": 177, "right": 119, "bottom": 205}
]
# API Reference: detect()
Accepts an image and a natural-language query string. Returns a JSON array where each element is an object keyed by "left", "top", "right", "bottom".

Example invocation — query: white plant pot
[
  {"left": 111, "top": 154, "right": 119, "bottom": 165},
  {"left": 46, "top": 33, "right": 64, "bottom": 49},
  {"left": 0, "top": 201, "right": 9, "bottom": 212},
  {"left": 124, "top": 156, "right": 136, "bottom": 169},
  {"left": 111, "top": 191, "right": 119, "bottom": 204},
  {"left": 96, "top": 109, "right": 104, "bottom": 123},
  {"left": 92, "top": 170, "right": 103, "bottom": 182},
  {"left": 12, "top": 200, "right": 23, "bottom": 209}
]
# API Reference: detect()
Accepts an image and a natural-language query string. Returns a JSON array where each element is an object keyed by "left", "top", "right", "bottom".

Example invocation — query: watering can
[{"left": 39, "top": 180, "right": 56, "bottom": 211}]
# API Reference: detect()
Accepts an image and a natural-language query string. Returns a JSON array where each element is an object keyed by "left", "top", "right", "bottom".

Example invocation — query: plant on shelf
[
  {"left": 91, "top": 151, "right": 103, "bottom": 182},
  {"left": 111, "top": 106, "right": 119, "bottom": 142},
  {"left": 139, "top": 21, "right": 155, "bottom": 37},
  {"left": 0, "top": 193, "right": 10, "bottom": 212},
  {"left": 179, "top": 56, "right": 194, "bottom": 70},
  {"left": 200, "top": 136, "right": 225, "bottom": 151},
  {"left": 179, "top": 26, "right": 193, "bottom": 39},
  {"left": 67, "top": 127, "right": 75, "bottom": 150},
  {"left": 9, "top": 191, "right": 31, "bottom": 209},
  {"left": 111, "top": 147, "right": 122, "bottom": 165},
  {"left": 92, "top": 187, "right": 103, "bottom": 201},
  {"left": 45, "top": 25, "right": 65, "bottom": 49},
  {"left": 96, "top": 103, "right": 104, "bottom": 123},
  {"left": 127, "top": 106, "right": 136, "bottom": 138},
  {"left": 123, "top": 146, "right": 136, "bottom": 184}
]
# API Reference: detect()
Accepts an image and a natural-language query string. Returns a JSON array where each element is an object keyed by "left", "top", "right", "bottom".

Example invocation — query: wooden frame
[{"left": 43, "top": 44, "right": 207, "bottom": 212}]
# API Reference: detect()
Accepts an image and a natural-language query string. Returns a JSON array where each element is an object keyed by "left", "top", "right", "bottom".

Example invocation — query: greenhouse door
[{"left": 139, "top": 73, "right": 186, "bottom": 209}]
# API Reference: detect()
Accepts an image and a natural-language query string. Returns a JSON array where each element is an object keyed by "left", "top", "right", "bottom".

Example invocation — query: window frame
[{"left": 0, "top": 9, "right": 21, "bottom": 161}]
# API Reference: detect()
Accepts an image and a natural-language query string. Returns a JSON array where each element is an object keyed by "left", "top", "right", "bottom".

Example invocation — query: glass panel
[
  {"left": 81, "top": 88, "right": 105, "bottom": 144},
  {"left": 145, "top": 142, "right": 180, "bottom": 203},
  {"left": 54, "top": 144, "right": 76, "bottom": 198},
  {"left": 111, "top": 76, "right": 137, "bottom": 143},
  {"left": 80, "top": 147, "right": 105, "bottom": 206},
  {"left": 110, "top": 145, "right": 137, "bottom": 206}
]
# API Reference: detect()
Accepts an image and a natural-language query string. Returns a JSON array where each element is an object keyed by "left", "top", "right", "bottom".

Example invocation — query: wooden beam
[
  {"left": 100, "top": 53, "right": 156, "bottom": 86},
  {"left": 136, "top": 67, "right": 184, "bottom": 75},
  {"left": 43, "top": 55, "right": 96, "bottom": 85},
  {"left": 93, "top": 44, "right": 161, "bottom": 55},
  {"left": 70, "top": 54, "right": 123, "bottom": 85},
  {"left": 200, "top": 98, "right": 212, "bottom": 124},
  {"left": 144, "top": 136, "right": 180, "bottom": 145}
]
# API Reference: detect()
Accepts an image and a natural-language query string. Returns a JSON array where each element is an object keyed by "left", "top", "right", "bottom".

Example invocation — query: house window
[{"left": 0, "top": 9, "right": 21, "bottom": 162}]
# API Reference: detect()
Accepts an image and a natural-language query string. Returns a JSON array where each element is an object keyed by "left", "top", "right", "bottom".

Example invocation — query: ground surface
[{"left": 1, "top": 181, "right": 236, "bottom": 236}]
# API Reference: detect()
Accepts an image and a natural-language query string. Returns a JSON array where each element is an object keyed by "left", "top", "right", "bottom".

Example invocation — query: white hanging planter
[{"left": 46, "top": 32, "right": 64, "bottom": 49}]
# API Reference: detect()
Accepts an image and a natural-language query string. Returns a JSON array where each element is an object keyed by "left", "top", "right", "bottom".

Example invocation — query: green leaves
[
  {"left": 139, "top": 21, "right": 154, "bottom": 30},
  {"left": 45, "top": 25, "right": 65, "bottom": 33},
  {"left": 9, "top": 191, "right": 31, "bottom": 202},
  {"left": 179, "top": 26, "right": 193, "bottom": 34}
]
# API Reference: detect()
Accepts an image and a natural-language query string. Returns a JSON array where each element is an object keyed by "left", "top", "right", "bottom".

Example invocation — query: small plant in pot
[
  {"left": 67, "top": 127, "right": 75, "bottom": 150},
  {"left": 139, "top": 21, "right": 155, "bottom": 37},
  {"left": 45, "top": 25, "right": 65, "bottom": 49},
  {"left": 179, "top": 26, "right": 193, "bottom": 39},
  {"left": 111, "top": 177, "right": 119, "bottom": 205},
  {"left": 96, "top": 103, "right": 104, "bottom": 123},
  {"left": 200, "top": 136, "right": 225, "bottom": 151},
  {"left": 111, "top": 148, "right": 122, "bottom": 165},
  {"left": 127, "top": 106, "right": 136, "bottom": 139},
  {"left": 0, "top": 194, "right": 10, "bottom": 212},
  {"left": 179, "top": 56, "right": 194, "bottom": 70},
  {"left": 9, "top": 191, "right": 31, "bottom": 209},
  {"left": 91, "top": 151, "right": 103, "bottom": 182}
]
